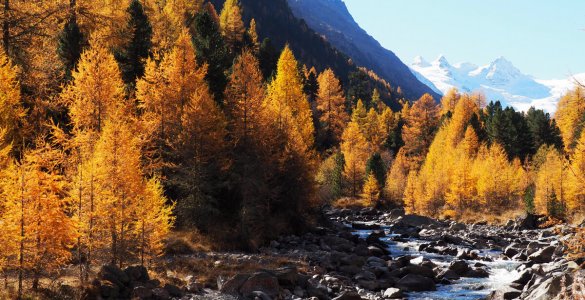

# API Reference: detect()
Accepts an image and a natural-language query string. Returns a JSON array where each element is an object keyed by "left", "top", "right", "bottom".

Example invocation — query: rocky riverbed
[{"left": 86, "top": 208, "right": 585, "bottom": 300}]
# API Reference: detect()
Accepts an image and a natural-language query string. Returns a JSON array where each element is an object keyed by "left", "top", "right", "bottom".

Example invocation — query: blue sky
[{"left": 343, "top": 0, "right": 585, "bottom": 79}]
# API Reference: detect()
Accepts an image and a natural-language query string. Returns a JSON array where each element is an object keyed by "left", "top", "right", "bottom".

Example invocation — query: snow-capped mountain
[{"left": 410, "top": 55, "right": 585, "bottom": 113}]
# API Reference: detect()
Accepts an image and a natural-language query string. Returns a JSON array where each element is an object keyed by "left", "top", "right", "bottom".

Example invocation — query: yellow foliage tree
[
  {"left": 248, "top": 18, "right": 260, "bottom": 53},
  {"left": 219, "top": 0, "right": 245, "bottom": 52},
  {"left": 439, "top": 88, "right": 461, "bottom": 116},
  {"left": 265, "top": 45, "right": 315, "bottom": 151},
  {"left": 473, "top": 143, "right": 525, "bottom": 213},
  {"left": 385, "top": 149, "right": 410, "bottom": 204},
  {"left": 555, "top": 86, "right": 585, "bottom": 152},
  {"left": 225, "top": 50, "right": 266, "bottom": 147},
  {"left": 316, "top": 68, "right": 349, "bottom": 145},
  {"left": 341, "top": 120, "right": 369, "bottom": 197},
  {"left": 61, "top": 37, "right": 126, "bottom": 132},
  {"left": 134, "top": 177, "right": 174, "bottom": 265},
  {"left": 0, "top": 50, "right": 25, "bottom": 152},
  {"left": 568, "top": 133, "right": 585, "bottom": 213},
  {"left": 402, "top": 93, "right": 439, "bottom": 169},
  {"left": 351, "top": 99, "right": 368, "bottom": 131},
  {"left": 0, "top": 144, "right": 77, "bottom": 295},
  {"left": 445, "top": 126, "right": 479, "bottom": 215},
  {"left": 362, "top": 174, "right": 380, "bottom": 206},
  {"left": 534, "top": 146, "right": 567, "bottom": 217}
]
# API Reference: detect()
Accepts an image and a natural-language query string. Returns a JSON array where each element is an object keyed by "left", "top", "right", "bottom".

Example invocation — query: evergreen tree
[
  {"left": 191, "top": 10, "right": 230, "bottom": 102},
  {"left": 57, "top": 15, "right": 84, "bottom": 80},
  {"left": 525, "top": 107, "right": 563, "bottom": 153},
  {"left": 365, "top": 152, "right": 386, "bottom": 189},
  {"left": 115, "top": 0, "right": 153, "bottom": 86}
]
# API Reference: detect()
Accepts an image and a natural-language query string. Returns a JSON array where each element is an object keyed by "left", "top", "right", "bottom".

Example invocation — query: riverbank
[{"left": 81, "top": 207, "right": 584, "bottom": 300}]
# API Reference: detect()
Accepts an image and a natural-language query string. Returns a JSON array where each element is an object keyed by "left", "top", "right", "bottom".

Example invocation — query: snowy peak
[
  {"left": 413, "top": 56, "right": 430, "bottom": 68},
  {"left": 410, "top": 55, "right": 583, "bottom": 113}
]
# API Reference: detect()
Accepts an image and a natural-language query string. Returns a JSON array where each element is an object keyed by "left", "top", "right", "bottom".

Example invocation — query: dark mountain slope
[
  {"left": 208, "top": 0, "right": 432, "bottom": 108},
  {"left": 287, "top": 0, "right": 440, "bottom": 100}
]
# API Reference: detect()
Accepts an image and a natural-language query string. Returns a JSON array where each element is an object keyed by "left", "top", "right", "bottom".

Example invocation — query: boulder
[
  {"left": 98, "top": 264, "right": 130, "bottom": 287},
  {"left": 239, "top": 272, "right": 280, "bottom": 298},
  {"left": 488, "top": 287, "right": 522, "bottom": 300},
  {"left": 151, "top": 287, "right": 170, "bottom": 300},
  {"left": 396, "top": 274, "right": 436, "bottom": 292},
  {"left": 512, "top": 268, "right": 533, "bottom": 286},
  {"left": 463, "top": 268, "right": 489, "bottom": 278},
  {"left": 307, "top": 282, "right": 329, "bottom": 300},
  {"left": 448, "top": 260, "right": 470, "bottom": 276},
  {"left": 99, "top": 282, "right": 120, "bottom": 298},
  {"left": 528, "top": 246, "right": 555, "bottom": 264},
  {"left": 394, "top": 215, "right": 437, "bottom": 228},
  {"left": 274, "top": 266, "right": 298, "bottom": 287},
  {"left": 352, "top": 223, "right": 381, "bottom": 230},
  {"left": 382, "top": 287, "right": 403, "bottom": 299},
  {"left": 332, "top": 291, "right": 362, "bottom": 300},
  {"left": 219, "top": 273, "right": 250, "bottom": 295},
  {"left": 132, "top": 286, "right": 152, "bottom": 299},
  {"left": 504, "top": 245, "right": 519, "bottom": 258},
  {"left": 124, "top": 265, "right": 149, "bottom": 283},
  {"left": 400, "top": 265, "right": 435, "bottom": 279},
  {"left": 523, "top": 273, "right": 573, "bottom": 300},
  {"left": 437, "top": 269, "right": 460, "bottom": 280},
  {"left": 163, "top": 283, "right": 183, "bottom": 298}
]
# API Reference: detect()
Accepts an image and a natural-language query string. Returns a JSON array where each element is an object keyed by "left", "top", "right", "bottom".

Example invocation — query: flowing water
[{"left": 350, "top": 223, "right": 522, "bottom": 300}]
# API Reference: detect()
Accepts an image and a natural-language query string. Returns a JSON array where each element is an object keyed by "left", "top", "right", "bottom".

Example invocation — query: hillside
[{"left": 286, "top": 0, "right": 440, "bottom": 100}]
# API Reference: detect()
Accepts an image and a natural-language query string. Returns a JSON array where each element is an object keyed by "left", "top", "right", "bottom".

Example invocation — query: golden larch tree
[
  {"left": 265, "top": 45, "right": 315, "bottom": 150},
  {"left": 402, "top": 93, "right": 439, "bottom": 169},
  {"left": 316, "top": 68, "right": 349, "bottom": 145},
  {"left": 385, "top": 149, "right": 410, "bottom": 205},
  {"left": 1, "top": 143, "right": 77, "bottom": 295},
  {"left": 555, "top": 86, "right": 585, "bottom": 152},
  {"left": 61, "top": 37, "right": 126, "bottom": 132},
  {"left": 225, "top": 50, "right": 265, "bottom": 147},
  {"left": 341, "top": 120, "right": 369, "bottom": 197},
  {"left": 134, "top": 177, "right": 174, "bottom": 266},
  {"left": 534, "top": 146, "right": 567, "bottom": 217},
  {"left": 248, "top": 18, "right": 260, "bottom": 53},
  {"left": 219, "top": 0, "right": 245, "bottom": 52},
  {"left": 568, "top": 133, "right": 585, "bottom": 213},
  {"left": 362, "top": 174, "right": 380, "bottom": 206}
]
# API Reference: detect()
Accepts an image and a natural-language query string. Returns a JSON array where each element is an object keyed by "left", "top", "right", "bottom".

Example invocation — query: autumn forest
[{"left": 0, "top": 0, "right": 584, "bottom": 299}]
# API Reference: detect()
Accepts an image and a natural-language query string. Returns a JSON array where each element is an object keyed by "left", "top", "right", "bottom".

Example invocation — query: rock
[
  {"left": 186, "top": 281, "right": 202, "bottom": 293},
  {"left": 400, "top": 265, "right": 435, "bottom": 279},
  {"left": 512, "top": 268, "right": 533, "bottom": 286},
  {"left": 518, "top": 214, "right": 543, "bottom": 230},
  {"left": 437, "top": 269, "right": 460, "bottom": 280},
  {"left": 274, "top": 266, "right": 298, "bottom": 287},
  {"left": 352, "top": 223, "right": 381, "bottom": 230},
  {"left": 332, "top": 291, "right": 363, "bottom": 300},
  {"left": 219, "top": 273, "right": 250, "bottom": 295},
  {"left": 251, "top": 291, "right": 273, "bottom": 300},
  {"left": 448, "top": 260, "right": 470, "bottom": 276},
  {"left": 488, "top": 286, "right": 522, "bottom": 300},
  {"left": 98, "top": 264, "right": 130, "bottom": 287},
  {"left": 528, "top": 246, "right": 555, "bottom": 264},
  {"left": 367, "top": 245, "right": 386, "bottom": 257},
  {"left": 463, "top": 268, "right": 489, "bottom": 278},
  {"left": 394, "top": 215, "right": 437, "bottom": 228},
  {"left": 239, "top": 272, "right": 280, "bottom": 298},
  {"left": 163, "top": 283, "right": 183, "bottom": 297},
  {"left": 523, "top": 273, "right": 573, "bottom": 300},
  {"left": 449, "top": 222, "right": 466, "bottom": 231},
  {"left": 396, "top": 274, "right": 436, "bottom": 292},
  {"left": 132, "top": 286, "right": 152, "bottom": 299},
  {"left": 151, "top": 287, "right": 170, "bottom": 300},
  {"left": 124, "top": 265, "right": 149, "bottom": 282},
  {"left": 99, "top": 281, "right": 120, "bottom": 298},
  {"left": 382, "top": 287, "right": 403, "bottom": 299},
  {"left": 442, "top": 234, "right": 464, "bottom": 245},
  {"left": 357, "top": 279, "right": 378, "bottom": 290},
  {"left": 504, "top": 245, "right": 519, "bottom": 258},
  {"left": 307, "top": 282, "right": 329, "bottom": 300}
]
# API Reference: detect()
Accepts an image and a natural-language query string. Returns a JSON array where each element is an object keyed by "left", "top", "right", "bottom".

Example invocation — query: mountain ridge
[
  {"left": 286, "top": 0, "right": 440, "bottom": 100},
  {"left": 410, "top": 55, "right": 585, "bottom": 112}
]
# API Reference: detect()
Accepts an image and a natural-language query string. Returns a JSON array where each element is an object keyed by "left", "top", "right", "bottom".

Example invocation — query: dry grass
[
  {"left": 332, "top": 197, "right": 372, "bottom": 209},
  {"left": 457, "top": 208, "right": 526, "bottom": 225}
]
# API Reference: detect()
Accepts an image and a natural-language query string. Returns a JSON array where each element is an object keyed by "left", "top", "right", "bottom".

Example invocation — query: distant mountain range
[
  {"left": 286, "top": 0, "right": 440, "bottom": 100},
  {"left": 410, "top": 55, "right": 585, "bottom": 113}
]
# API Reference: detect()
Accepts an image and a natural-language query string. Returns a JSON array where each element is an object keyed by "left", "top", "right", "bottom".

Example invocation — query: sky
[{"left": 343, "top": 0, "right": 585, "bottom": 79}]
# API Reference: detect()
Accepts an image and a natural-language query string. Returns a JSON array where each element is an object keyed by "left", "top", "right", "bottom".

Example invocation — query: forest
[{"left": 0, "top": 0, "right": 584, "bottom": 298}]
